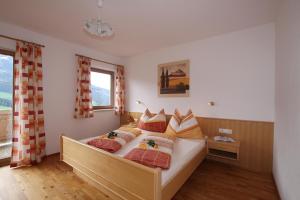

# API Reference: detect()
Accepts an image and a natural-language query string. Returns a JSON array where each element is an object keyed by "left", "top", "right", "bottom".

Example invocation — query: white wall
[
  {"left": 273, "top": 1, "right": 300, "bottom": 199},
  {"left": 0, "top": 21, "right": 123, "bottom": 155},
  {"left": 125, "top": 23, "right": 275, "bottom": 122}
]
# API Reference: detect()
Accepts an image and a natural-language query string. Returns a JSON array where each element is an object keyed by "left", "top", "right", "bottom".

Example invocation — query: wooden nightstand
[{"left": 207, "top": 137, "right": 240, "bottom": 160}]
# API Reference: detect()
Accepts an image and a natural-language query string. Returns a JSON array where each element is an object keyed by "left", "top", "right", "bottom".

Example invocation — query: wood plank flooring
[
  {"left": 173, "top": 160, "right": 279, "bottom": 200},
  {"left": 0, "top": 154, "right": 279, "bottom": 200}
]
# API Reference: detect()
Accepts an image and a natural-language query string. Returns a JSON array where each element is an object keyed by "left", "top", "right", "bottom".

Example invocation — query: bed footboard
[{"left": 60, "top": 135, "right": 162, "bottom": 200}]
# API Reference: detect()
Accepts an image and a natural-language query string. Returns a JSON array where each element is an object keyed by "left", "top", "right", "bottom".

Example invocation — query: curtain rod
[
  {"left": 75, "top": 54, "right": 120, "bottom": 66},
  {"left": 0, "top": 34, "right": 45, "bottom": 48}
]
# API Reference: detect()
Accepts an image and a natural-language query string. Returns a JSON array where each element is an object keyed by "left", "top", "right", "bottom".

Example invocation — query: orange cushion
[{"left": 165, "top": 109, "right": 203, "bottom": 139}]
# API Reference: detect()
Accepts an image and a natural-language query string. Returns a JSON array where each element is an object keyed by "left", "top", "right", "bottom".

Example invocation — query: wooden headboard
[{"left": 121, "top": 111, "right": 274, "bottom": 174}]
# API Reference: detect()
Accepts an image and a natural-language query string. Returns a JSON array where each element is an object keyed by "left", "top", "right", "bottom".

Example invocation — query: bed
[{"left": 60, "top": 130, "right": 207, "bottom": 200}]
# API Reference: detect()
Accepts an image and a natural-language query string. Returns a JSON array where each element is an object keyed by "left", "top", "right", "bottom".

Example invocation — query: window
[{"left": 91, "top": 68, "right": 114, "bottom": 110}]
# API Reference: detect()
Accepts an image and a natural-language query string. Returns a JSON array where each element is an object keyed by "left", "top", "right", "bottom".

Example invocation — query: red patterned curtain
[
  {"left": 115, "top": 65, "right": 125, "bottom": 115},
  {"left": 74, "top": 56, "right": 94, "bottom": 118},
  {"left": 11, "top": 41, "right": 46, "bottom": 168}
]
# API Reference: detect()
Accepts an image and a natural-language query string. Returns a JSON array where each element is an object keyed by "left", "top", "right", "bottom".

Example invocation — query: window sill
[{"left": 93, "top": 108, "right": 115, "bottom": 112}]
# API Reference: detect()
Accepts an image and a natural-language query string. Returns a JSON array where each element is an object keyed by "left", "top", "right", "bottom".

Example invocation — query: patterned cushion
[
  {"left": 165, "top": 109, "right": 203, "bottom": 139},
  {"left": 137, "top": 109, "right": 167, "bottom": 133},
  {"left": 124, "top": 149, "right": 171, "bottom": 169},
  {"left": 87, "top": 138, "right": 121, "bottom": 153}
]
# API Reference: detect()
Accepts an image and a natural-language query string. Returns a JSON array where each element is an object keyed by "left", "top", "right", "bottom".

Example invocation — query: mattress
[{"left": 79, "top": 130, "right": 205, "bottom": 187}]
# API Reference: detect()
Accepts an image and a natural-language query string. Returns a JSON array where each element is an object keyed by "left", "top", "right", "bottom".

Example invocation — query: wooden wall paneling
[{"left": 121, "top": 112, "right": 274, "bottom": 173}]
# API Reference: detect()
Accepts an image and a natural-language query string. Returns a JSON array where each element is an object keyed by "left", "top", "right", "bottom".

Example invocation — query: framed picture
[{"left": 158, "top": 60, "right": 190, "bottom": 97}]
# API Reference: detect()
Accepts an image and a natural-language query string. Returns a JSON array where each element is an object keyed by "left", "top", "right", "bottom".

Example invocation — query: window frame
[
  {"left": 0, "top": 48, "right": 15, "bottom": 166},
  {"left": 0, "top": 49, "right": 15, "bottom": 57},
  {"left": 90, "top": 67, "right": 115, "bottom": 110}
]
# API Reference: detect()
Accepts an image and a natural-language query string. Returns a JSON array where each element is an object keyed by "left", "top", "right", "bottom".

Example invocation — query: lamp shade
[{"left": 84, "top": 19, "right": 113, "bottom": 37}]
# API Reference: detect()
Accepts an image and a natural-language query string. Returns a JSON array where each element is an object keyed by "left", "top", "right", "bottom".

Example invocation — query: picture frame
[{"left": 158, "top": 60, "right": 190, "bottom": 97}]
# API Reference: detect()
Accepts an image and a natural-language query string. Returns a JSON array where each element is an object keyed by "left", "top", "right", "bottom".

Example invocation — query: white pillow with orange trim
[
  {"left": 165, "top": 109, "right": 204, "bottom": 139},
  {"left": 137, "top": 109, "right": 167, "bottom": 133}
]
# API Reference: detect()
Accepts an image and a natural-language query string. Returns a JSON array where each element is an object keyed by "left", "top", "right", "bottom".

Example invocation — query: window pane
[{"left": 91, "top": 71, "right": 111, "bottom": 107}]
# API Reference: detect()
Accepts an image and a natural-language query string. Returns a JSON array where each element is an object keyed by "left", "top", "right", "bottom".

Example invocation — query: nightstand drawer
[{"left": 208, "top": 141, "right": 238, "bottom": 153}]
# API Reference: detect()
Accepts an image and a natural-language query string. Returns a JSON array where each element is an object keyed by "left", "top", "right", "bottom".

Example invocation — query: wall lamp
[
  {"left": 136, "top": 100, "right": 147, "bottom": 108},
  {"left": 208, "top": 101, "right": 215, "bottom": 106}
]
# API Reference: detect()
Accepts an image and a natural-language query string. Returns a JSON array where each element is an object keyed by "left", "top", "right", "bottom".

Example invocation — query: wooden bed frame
[{"left": 60, "top": 135, "right": 207, "bottom": 200}]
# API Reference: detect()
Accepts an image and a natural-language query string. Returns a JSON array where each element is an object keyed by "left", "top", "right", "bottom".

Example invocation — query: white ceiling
[{"left": 0, "top": 0, "right": 279, "bottom": 57}]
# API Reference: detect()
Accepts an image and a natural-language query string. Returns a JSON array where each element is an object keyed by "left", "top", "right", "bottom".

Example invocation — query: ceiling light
[
  {"left": 84, "top": 0, "right": 114, "bottom": 38},
  {"left": 84, "top": 19, "right": 113, "bottom": 37}
]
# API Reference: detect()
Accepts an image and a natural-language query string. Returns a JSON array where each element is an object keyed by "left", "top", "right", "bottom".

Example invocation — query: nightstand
[{"left": 207, "top": 137, "right": 240, "bottom": 160}]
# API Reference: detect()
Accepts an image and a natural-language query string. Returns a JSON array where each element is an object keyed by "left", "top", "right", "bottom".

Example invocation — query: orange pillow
[
  {"left": 165, "top": 109, "right": 203, "bottom": 139},
  {"left": 138, "top": 109, "right": 167, "bottom": 133}
]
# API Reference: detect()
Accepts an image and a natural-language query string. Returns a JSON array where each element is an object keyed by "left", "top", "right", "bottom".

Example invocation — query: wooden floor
[{"left": 0, "top": 154, "right": 279, "bottom": 200}]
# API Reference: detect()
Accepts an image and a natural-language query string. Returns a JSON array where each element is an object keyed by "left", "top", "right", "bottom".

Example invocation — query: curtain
[
  {"left": 115, "top": 65, "right": 125, "bottom": 115},
  {"left": 10, "top": 41, "right": 46, "bottom": 168},
  {"left": 74, "top": 56, "right": 94, "bottom": 118}
]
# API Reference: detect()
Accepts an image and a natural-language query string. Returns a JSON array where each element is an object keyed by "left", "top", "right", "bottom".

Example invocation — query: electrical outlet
[{"left": 219, "top": 128, "right": 233, "bottom": 135}]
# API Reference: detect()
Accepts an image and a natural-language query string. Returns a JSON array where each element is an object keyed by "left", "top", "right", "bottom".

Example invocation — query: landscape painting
[{"left": 158, "top": 60, "right": 190, "bottom": 97}]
